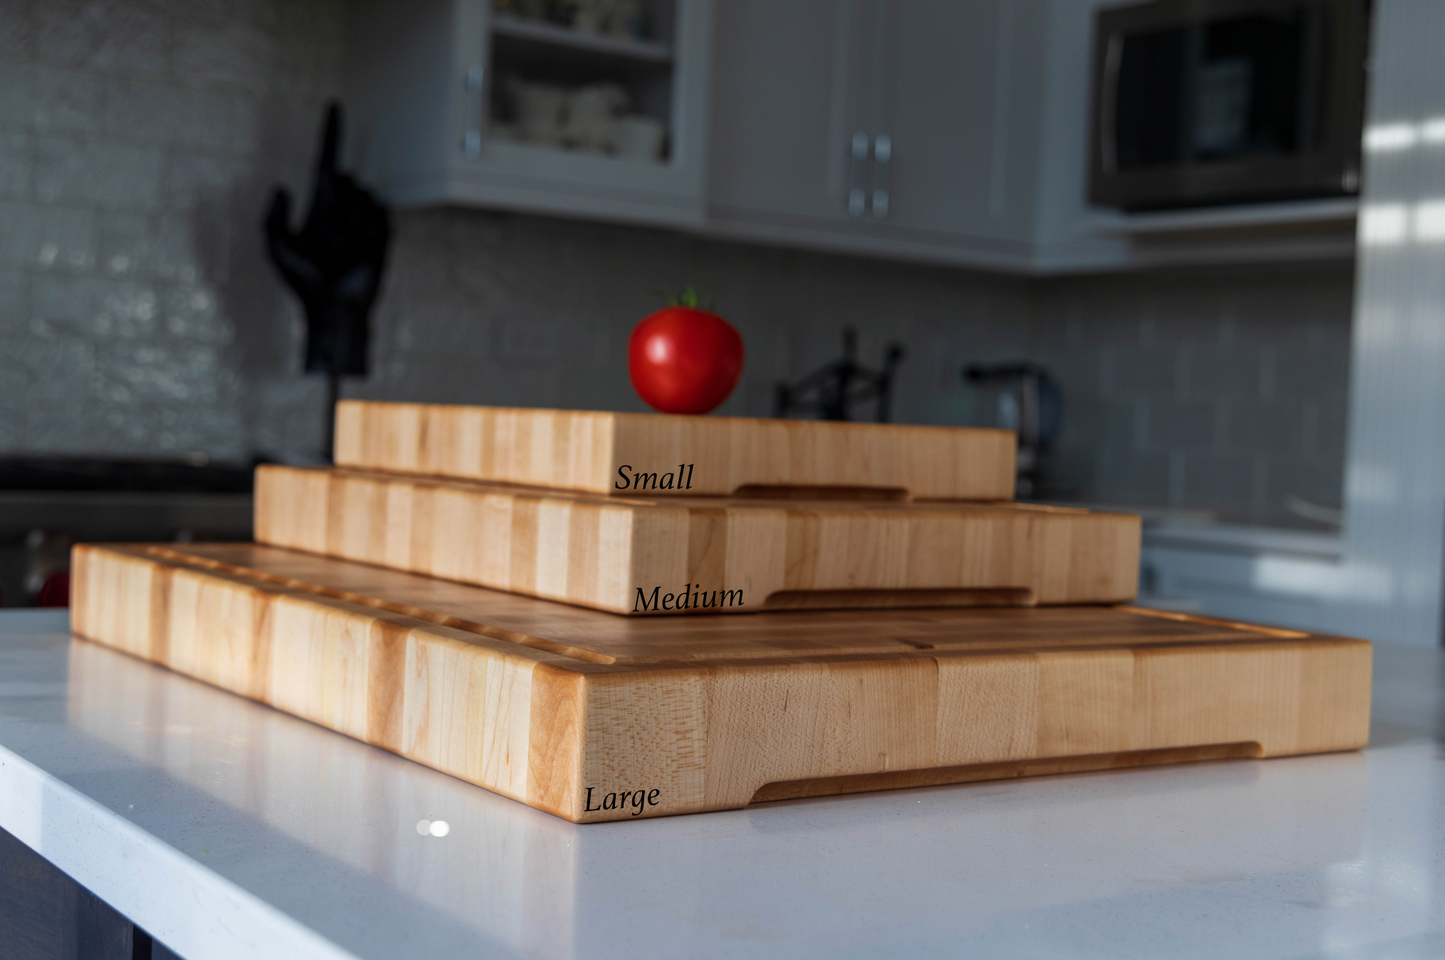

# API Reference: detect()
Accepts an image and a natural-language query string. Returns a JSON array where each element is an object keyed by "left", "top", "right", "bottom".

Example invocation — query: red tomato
[{"left": 628, "top": 307, "right": 745, "bottom": 414}]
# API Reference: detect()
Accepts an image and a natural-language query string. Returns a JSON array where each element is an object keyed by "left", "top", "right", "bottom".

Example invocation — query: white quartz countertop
[{"left": 1, "top": 610, "right": 1441, "bottom": 960}]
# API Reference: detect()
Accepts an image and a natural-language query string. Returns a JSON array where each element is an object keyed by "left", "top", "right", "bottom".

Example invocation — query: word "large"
[{"left": 585, "top": 786, "right": 660, "bottom": 816}]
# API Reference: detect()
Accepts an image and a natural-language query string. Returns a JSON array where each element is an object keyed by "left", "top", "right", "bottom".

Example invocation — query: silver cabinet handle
[
  {"left": 871, "top": 133, "right": 891, "bottom": 218},
  {"left": 848, "top": 131, "right": 869, "bottom": 217},
  {"left": 462, "top": 64, "right": 484, "bottom": 158}
]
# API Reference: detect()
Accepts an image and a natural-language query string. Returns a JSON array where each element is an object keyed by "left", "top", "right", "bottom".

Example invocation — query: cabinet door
[
  {"left": 346, "top": 0, "right": 713, "bottom": 228},
  {"left": 882, "top": 0, "right": 1047, "bottom": 246},
  {"left": 707, "top": 0, "right": 852, "bottom": 227},
  {"left": 705, "top": 0, "right": 1050, "bottom": 265}
]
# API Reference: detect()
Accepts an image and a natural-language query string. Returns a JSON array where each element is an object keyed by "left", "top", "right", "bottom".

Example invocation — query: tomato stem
[{"left": 658, "top": 286, "right": 716, "bottom": 311}]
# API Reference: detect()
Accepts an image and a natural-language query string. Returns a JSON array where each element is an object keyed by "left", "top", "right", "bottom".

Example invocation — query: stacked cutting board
[{"left": 71, "top": 401, "right": 1371, "bottom": 823}]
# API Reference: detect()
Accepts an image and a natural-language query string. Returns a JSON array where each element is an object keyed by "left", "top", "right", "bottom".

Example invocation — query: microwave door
[{"left": 1089, "top": 0, "right": 1366, "bottom": 212}]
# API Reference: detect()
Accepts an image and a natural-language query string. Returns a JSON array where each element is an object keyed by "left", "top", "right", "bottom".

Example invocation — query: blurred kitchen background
[{"left": 4, "top": 0, "right": 1443, "bottom": 649}]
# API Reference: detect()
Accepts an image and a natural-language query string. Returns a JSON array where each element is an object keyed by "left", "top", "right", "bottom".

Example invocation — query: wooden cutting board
[
  {"left": 333, "top": 401, "right": 1017, "bottom": 499},
  {"left": 254, "top": 465, "right": 1140, "bottom": 614},
  {"left": 71, "top": 542, "right": 1372, "bottom": 823}
]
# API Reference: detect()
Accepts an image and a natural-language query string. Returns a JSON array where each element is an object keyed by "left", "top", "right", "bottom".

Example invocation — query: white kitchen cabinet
[
  {"left": 706, "top": 0, "right": 1348, "bottom": 274},
  {"left": 883, "top": 1, "right": 1047, "bottom": 251},
  {"left": 706, "top": 0, "right": 1053, "bottom": 271},
  {"left": 344, "top": 0, "right": 713, "bottom": 227},
  {"left": 341, "top": 0, "right": 1349, "bottom": 273},
  {"left": 705, "top": 0, "right": 846, "bottom": 228}
]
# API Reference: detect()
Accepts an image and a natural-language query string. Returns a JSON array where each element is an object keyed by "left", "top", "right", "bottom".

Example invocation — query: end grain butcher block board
[
  {"left": 333, "top": 400, "right": 1017, "bottom": 499},
  {"left": 72, "top": 542, "right": 1371, "bottom": 823},
  {"left": 254, "top": 465, "right": 1141, "bottom": 614}
]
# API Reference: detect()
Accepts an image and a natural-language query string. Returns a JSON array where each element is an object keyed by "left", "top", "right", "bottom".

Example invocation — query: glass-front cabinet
[{"left": 345, "top": 0, "right": 712, "bottom": 226}]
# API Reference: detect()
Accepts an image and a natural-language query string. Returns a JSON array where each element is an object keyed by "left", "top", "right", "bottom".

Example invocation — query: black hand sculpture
[{"left": 264, "top": 101, "right": 391, "bottom": 458}]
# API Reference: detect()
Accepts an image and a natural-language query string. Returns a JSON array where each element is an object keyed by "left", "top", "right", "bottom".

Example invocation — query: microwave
[{"left": 1088, "top": 0, "right": 1369, "bottom": 212}]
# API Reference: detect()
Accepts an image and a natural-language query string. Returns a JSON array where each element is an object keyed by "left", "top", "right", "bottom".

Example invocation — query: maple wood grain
[
  {"left": 332, "top": 401, "right": 1018, "bottom": 499},
  {"left": 71, "top": 542, "right": 1372, "bottom": 823},
  {"left": 254, "top": 465, "right": 1140, "bottom": 613}
]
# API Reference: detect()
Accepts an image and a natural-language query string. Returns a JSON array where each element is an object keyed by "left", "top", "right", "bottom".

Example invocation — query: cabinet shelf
[
  {"left": 491, "top": 13, "right": 674, "bottom": 63},
  {"left": 1098, "top": 198, "right": 1359, "bottom": 235},
  {"left": 482, "top": 137, "right": 667, "bottom": 167}
]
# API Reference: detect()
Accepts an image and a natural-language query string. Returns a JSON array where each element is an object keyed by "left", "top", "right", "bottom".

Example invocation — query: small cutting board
[
  {"left": 255, "top": 465, "right": 1140, "bottom": 613},
  {"left": 333, "top": 401, "right": 1017, "bottom": 499},
  {"left": 71, "top": 542, "right": 1372, "bottom": 823}
]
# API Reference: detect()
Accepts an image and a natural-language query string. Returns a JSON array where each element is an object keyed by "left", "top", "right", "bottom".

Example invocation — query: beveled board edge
[
  {"left": 333, "top": 400, "right": 1018, "bottom": 499},
  {"left": 253, "top": 463, "right": 1143, "bottom": 615},
  {"left": 70, "top": 544, "right": 1372, "bottom": 823}
]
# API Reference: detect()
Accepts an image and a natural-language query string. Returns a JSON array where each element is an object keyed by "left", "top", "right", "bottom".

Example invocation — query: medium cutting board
[
  {"left": 71, "top": 542, "right": 1372, "bottom": 823},
  {"left": 254, "top": 465, "right": 1141, "bottom": 614},
  {"left": 333, "top": 401, "right": 1017, "bottom": 499}
]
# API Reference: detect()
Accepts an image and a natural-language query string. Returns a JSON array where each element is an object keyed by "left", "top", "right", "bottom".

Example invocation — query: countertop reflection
[{"left": 0, "top": 610, "right": 1440, "bottom": 960}]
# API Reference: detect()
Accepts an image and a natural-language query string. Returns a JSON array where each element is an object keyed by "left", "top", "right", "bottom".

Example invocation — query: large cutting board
[
  {"left": 71, "top": 542, "right": 1372, "bottom": 823},
  {"left": 254, "top": 465, "right": 1140, "bottom": 614},
  {"left": 333, "top": 401, "right": 1017, "bottom": 499}
]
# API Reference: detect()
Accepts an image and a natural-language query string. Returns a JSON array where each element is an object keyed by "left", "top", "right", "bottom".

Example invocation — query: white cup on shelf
[
  {"left": 508, "top": 78, "right": 568, "bottom": 146},
  {"left": 565, "top": 84, "right": 629, "bottom": 152},
  {"left": 610, "top": 115, "right": 666, "bottom": 160}
]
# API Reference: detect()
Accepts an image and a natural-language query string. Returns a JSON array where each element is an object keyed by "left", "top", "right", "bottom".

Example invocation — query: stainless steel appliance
[
  {"left": 1089, "top": 0, "right": 1369, "bottom": 211},
  {"left": 963, "top": 362, "right": 1062, "bottom": 499}
]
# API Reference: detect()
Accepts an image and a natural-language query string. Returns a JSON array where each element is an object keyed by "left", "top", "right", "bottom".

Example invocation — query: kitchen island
[{"left": 0, "top": 609, "right": 1438, "bottom": 960}]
